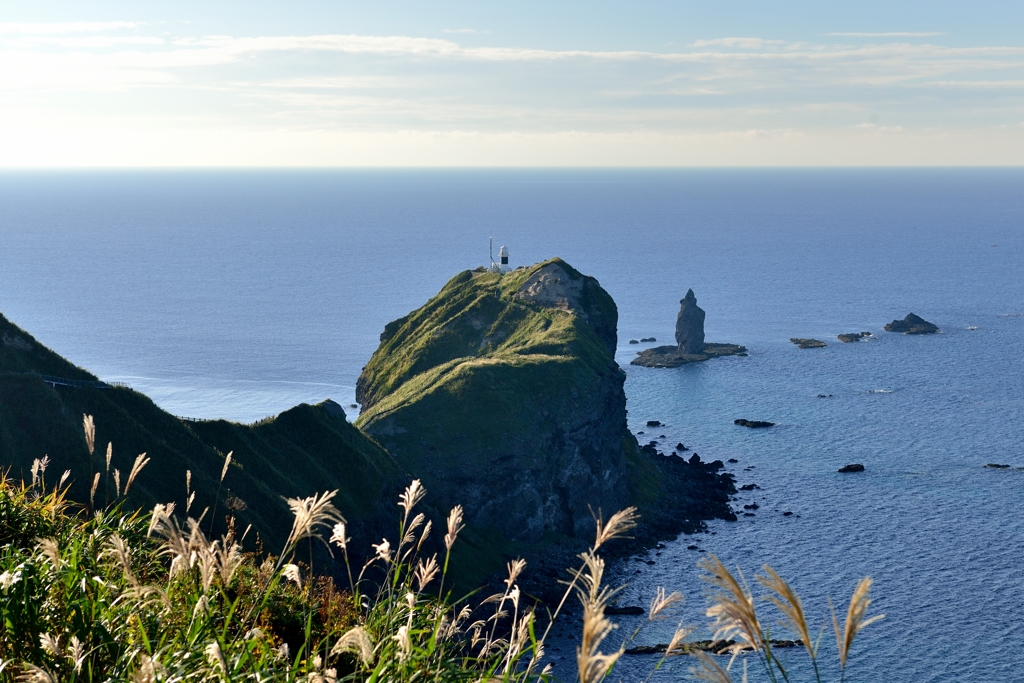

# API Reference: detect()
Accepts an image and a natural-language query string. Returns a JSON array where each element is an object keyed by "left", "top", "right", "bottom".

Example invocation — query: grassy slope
[{"left": 0, "top": 312, "right": 407, "bottom": 559}]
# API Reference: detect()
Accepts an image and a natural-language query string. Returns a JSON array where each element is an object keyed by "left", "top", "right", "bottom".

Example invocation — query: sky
[{"left": 2, "top": 1, "right": 1024, "bottom": 166}]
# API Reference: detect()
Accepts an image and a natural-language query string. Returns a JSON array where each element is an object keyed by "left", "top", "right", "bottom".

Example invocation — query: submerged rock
[
  {"left": 675, "top": 289, "right": 706, "bottom": 353},
  {"left": 885, "top": 313, "right": 938, "bottom": 334},
  {"left": 735, "top": 419, "right": 775, "bottom": 428},
  {"left": 839, "top": 463, "right": 865, "bottom": 473},
  {"left": 605, "top": 605, "right": 645, "bottom": 615}
]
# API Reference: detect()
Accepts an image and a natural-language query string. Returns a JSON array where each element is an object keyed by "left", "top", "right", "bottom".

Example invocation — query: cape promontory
[
  {"left": 356, "top": 259, "right": 735, "bottom": 547},
  {"left": 356, "top": 259, "right": 637, "bottom": 542}
]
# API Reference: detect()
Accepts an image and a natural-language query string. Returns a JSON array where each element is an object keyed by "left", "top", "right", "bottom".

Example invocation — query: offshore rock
[
  {"left": 735, "top": 419, "right": 774, "bottom": 429},
  {"left": 631, "top": 343, "right": 746, "bottom": 368},
  {"left": 790, "top": 338, "right": 827, "bottom": 349},
  {"left": 838, "top": 332, "right": 872, "bottom": 343},
  {"left": 885, "top": 313, "right": 938, "bottom": 335},
  {"left": 839, "top": 463, "right": 865, "bottom": 473},
  {"left": 675, "top": 289, "right": 706, "bottom": 353},
  {"left": 356, "top": 259, "right": 637, "bottom": 542}
]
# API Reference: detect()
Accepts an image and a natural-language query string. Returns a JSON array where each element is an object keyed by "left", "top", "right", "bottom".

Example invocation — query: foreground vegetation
[{"left": 1, "top": 418, "right": 882, "bottom": 682}]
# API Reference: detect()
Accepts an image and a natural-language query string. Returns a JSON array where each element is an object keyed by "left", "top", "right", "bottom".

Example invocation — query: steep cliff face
[{"left": 356, "top": 258, "right": 639, "bottom": 541}]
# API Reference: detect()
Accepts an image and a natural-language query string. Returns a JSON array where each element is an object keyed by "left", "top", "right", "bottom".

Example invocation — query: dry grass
[{"left": 0, "top": 417, "right": 884, "bottom": 683}]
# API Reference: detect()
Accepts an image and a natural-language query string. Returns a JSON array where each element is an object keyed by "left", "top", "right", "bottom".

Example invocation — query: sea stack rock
[
  {"left": 632, "top": 289, "right": 745, "bottom": 368},
  {"left": 675, "top": 289, "right": 706, "bottom": 354},
  {"left": 884, "top": 313, "right": 938, "bottom": 335}
]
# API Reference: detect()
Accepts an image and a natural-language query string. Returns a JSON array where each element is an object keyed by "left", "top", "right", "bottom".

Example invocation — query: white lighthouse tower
[{"left": 488, "top": 238, "right": 511, "bottom": 273}]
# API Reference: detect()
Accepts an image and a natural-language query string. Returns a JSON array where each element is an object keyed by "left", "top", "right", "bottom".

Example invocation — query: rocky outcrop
[
  {"left": 885, "top": 314, "right": 938, "bottom": 334},
  {"left": 675, "top": 289, "right": 706, "bottom": 353},
  {"left": 790, "top": 338, "right": 826, "bottom": 349},
  {"left": 838, "top": 463, "right": 865, "bottom": 473},
  {"left": 838, "top": 332, "right": 872, "bottom": 342},
  {"left": 356, "top": 259, "right": 641, "bottom": 542},
  {"left": 631, "top": 343, "right": 746, "bottom": 368}
]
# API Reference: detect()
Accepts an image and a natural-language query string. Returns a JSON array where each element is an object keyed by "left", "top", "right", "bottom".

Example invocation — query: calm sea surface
[{"left": 1, "top": 169, "right": 1022, "bottom": 681}]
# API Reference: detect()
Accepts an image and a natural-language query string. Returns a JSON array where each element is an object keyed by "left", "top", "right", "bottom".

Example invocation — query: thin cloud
[
  {"left": 826, "top": 32, "right": 946, "bottom": 37},
  {"left": 0, "top": 21, "right": 140, "bottom": 34},
  {"left": 691, "top": 37, "right": 784, "bottom": 50},
  {"left": 443, "top": 28, "right": 490, "bottom": 35}
]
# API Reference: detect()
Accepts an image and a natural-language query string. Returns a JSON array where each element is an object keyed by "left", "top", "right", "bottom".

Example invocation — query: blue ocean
[{"left": 1, "top": 169, "right": 1022, "bottom": 681}]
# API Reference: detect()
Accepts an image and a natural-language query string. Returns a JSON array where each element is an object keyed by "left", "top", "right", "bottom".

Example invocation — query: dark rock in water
[
  {"left": 687, "top": 545, "right": 699, "bottom": 550},
  {"left": 735, "top": 419, "right": 774, "bottom": 428},
  {"left": 629, "top": 339, "right": 640, "bottom": 344},
  {"left": 632, "top": 342, "right": 747, "bottom": 368},
  {"left": 743, "top": 503, "right": 759, "bottom": 510},
  {"left": 349, "top": 403, "right": 359, "bottom": 409},
  {"left": 790, "top": 338, "right": 827, "bottom": 349},
  {"left": 727, "top": 458, "right": 738, "bottom": 463},
  {"left": 646, "top": 420, "right": 662, "bottom": 427},
  {"left": 640, "top": 337, "right": 657, "bottom": 343},
  {"left": 839, "top": 463, "right": 865, "bottom": 473},
  {"left": 675, "top": 289, "right": 706, "bottom": 353},
  {"left": 783, "top": 511, "right": 793, "bottom": 516},
  {"left": 636, "top": 431, "right": 645, "bottom": 435},
  {"left": 676, "top": 443, "right": 688, "bottom": 451},
  {"left": 838, "top": 332, "right": 872, "bottom": 343},
  {"left": 743, "top": 512, "right": 755, "bottom": 517},
  {"left": 817, "top": 394, "right": 833, "bottom": 398},
  {"left": 739, "top": 483, "right": 759, "bottom": 491},
  {"left": 985, "top": 463, "right": 1011, "bottom": 469},
  {"left": 625, "top": 639, "right": 798, "bottom": 656},
  {"left": 885, "top": 313, "right": 938, "bottom": 335},
  {"left": 605, "top": 605, "right": 645, "bottom": 615},
  {"left": 640, "top": 443, "right": 658, "bottom": 456},
  {"left": 688, "top": 453, "right": 702, "bottom": 465}
]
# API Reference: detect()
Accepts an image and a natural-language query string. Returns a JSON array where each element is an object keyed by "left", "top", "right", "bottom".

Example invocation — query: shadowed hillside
[{"left": 0, "top": 312, "right": 408, "bottom": 564}]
